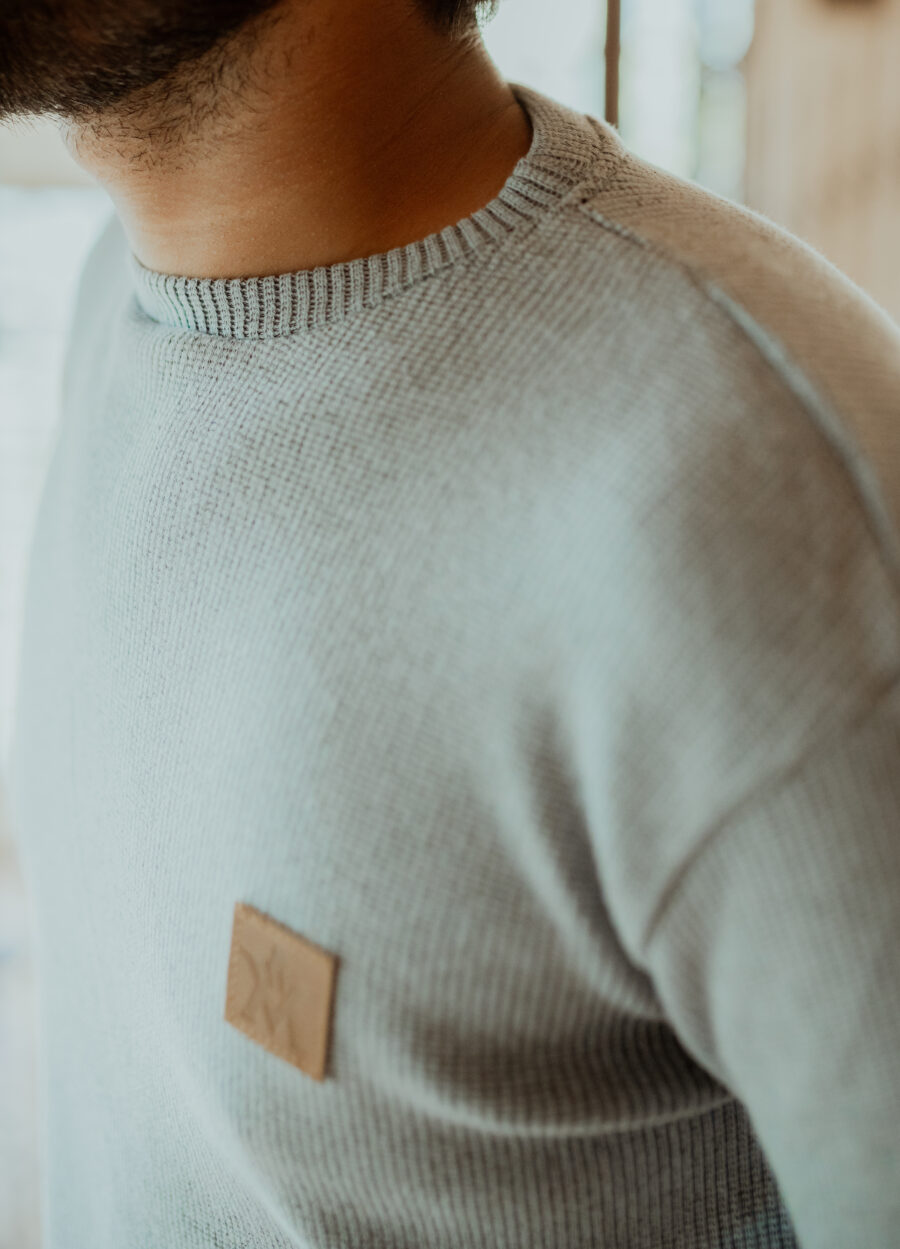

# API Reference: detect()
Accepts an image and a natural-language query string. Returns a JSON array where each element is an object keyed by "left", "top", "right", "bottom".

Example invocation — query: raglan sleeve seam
[
  {"left": 577, "top": 195, "right": 900, "bottom": 611},
  {"left": 700, "top": 277, "right": 900, "bottom": 609}
]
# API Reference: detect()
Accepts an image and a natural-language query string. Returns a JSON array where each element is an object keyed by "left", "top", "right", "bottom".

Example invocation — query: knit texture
[{"left": 5, "top": 81, "right": 900, "bottom": 1249}]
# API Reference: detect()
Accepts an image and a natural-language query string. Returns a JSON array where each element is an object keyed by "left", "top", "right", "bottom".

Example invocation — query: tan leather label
[{"left": 224, "top": 902, "right": 338, "bottom": 1081}]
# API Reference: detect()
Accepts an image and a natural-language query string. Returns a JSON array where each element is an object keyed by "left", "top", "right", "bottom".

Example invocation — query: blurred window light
[
  {"left": 0, "top": 117, "right": 92, "bottom": 187},
  {"left": 697, "top": 66, "right": 749, "bottom": 203},
  {"left": 619, "top": 0, "right": 702, "bottom": 178},
  {"left": 480, "top": 0, "right": 607, "bottom": 117},
  {"left": 617, "top": 0, "right": 756, "bottom": 200},
  {"left": 482, "top": 0, "right": 756, "bottom": 202},
  {"left": 0, "top": 188, "right": 111, "bottom": 767},
  {"left": 697, "top": 0, "right": 756, "bottom": 72},
  {"left": 695, "top": 0, "right": 756, "bottom": 202},
  {"left": 0, "top": 183, "right": 109, "bottom": 1249}
]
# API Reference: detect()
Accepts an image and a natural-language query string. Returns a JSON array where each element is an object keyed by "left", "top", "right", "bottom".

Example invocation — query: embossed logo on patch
[{"left": 224, "top": 902, "right": 338, "bottom": 1080}]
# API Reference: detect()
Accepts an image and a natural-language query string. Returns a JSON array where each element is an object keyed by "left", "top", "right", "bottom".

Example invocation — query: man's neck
[{"left": 62, "top": 0, "right": 533, "bottom": 280}]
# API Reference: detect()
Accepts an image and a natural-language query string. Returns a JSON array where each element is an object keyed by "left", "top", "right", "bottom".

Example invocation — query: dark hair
[
  {"left": 0, "top": 0, "right": 503, "bottom": 127},
  {"left": 418, "top": 0, "right": 500, "bottom": 37}
]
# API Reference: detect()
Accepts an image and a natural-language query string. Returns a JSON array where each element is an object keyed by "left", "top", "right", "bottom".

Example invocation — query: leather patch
[{"left": 224, "top": 902, "right": 338, "bottom": 1081}]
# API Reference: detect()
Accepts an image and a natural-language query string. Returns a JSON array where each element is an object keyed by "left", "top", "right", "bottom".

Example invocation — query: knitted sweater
[{"left": 5, "top": 82, "right": 900, "bottom": 1249}]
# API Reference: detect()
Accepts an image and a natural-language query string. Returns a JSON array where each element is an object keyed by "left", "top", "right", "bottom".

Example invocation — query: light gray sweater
[{"left": 5, "top": 81, "right": 900, "bottom": 1249}]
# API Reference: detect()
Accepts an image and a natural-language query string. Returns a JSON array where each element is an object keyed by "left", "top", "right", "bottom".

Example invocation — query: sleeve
[
  {"left": 567, "top": 286, "right": 900, "bottom": 1246},
  {"left": 638, "top": 671, "right": 900, "bottom": 1249}
]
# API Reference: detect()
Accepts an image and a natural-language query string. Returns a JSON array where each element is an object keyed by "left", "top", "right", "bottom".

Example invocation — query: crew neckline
[{"left": 129, "top": 82, "right": 615, "bottom": 339}]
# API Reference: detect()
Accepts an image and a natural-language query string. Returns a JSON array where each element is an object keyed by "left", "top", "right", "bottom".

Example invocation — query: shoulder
[
  {"left": 552, "top": 131, "right": 900, "bottom": 959},
  {"left": 560, "top": 119, "right": 900, "bottom": 585}
]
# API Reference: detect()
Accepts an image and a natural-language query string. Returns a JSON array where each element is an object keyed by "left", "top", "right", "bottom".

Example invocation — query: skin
[{"left": 51, "top": 0, "right": 534, "bottom": 278}]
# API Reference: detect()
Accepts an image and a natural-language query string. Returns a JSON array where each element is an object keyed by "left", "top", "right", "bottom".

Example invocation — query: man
[{"left": 2, "top": 1, "right": 899, "bottom": 1246}]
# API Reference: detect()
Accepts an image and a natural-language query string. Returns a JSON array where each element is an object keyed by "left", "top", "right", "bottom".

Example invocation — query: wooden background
[{"left": 745, "top": 0, "right": 900, "bottom": 321}]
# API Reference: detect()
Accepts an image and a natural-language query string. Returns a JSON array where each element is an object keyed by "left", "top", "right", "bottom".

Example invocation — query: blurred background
[{"left": 1, "top": 0, "right": 899, "bottom": 1242}]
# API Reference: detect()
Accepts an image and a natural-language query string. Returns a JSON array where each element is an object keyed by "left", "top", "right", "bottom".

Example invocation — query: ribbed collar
[{"left": 129, "top": 82, "right": 613, "bottom": 338}]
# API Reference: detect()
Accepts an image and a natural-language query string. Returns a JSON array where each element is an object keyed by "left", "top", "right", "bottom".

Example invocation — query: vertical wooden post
[{"left": 605, "top": 0, "right": 621, "bottom": 127}]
